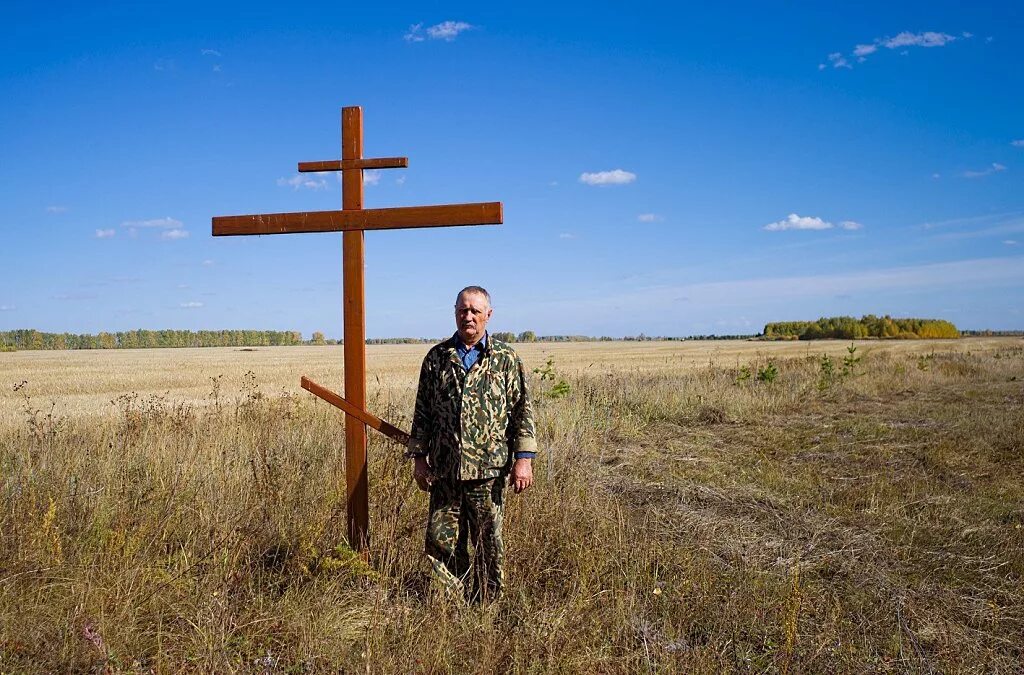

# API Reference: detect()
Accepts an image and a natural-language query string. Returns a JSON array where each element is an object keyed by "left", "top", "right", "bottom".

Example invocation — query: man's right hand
[{"left": 413, "top": 456, "right": 434, "bottom": 492}]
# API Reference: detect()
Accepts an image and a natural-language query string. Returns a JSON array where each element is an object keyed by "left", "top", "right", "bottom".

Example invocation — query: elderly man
[{"left": 405, "top": 285, "right": 537, "bottom": 602}]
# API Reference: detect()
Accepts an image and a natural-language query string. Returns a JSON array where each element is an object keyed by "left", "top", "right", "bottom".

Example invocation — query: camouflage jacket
[{"left": 408, "top": 334, "right": 537, "bottom": 482}]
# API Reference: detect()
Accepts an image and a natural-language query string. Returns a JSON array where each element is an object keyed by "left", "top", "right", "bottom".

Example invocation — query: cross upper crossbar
[{"left": 298, "top": 157, "right": 408, "bottom": 172}]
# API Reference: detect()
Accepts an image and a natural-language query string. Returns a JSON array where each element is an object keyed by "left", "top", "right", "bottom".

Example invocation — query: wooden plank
[
  {"left": 341, "top": 105, "right": 369, "bottom": 552},
  {"left": 301, "top": 376, "right": 411, "bottom": 446},
  {"left": 212, "top": 202, "right": 503, "bottom": 236},
  {"left": 297, "top": 157, "right": 408, "bottom": 172}
]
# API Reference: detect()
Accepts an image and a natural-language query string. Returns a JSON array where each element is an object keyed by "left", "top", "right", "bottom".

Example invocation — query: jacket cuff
[
  {"left": 514, "top": 452, "right": 536, "bottom": 460},
  {"left": 405, "top": 437, "right": 428, "bottom": 458},
  {"left": 512, "top": 436, "right": 538, "bottom": 455}
]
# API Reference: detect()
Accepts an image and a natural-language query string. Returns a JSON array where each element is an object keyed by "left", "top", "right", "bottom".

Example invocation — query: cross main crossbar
[{"left": 212, "top": 202, "right": 502, "bottom": 236}]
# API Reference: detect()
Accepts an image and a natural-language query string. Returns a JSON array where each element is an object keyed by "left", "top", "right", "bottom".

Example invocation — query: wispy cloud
[
  {"left": 201, "top": 48, "right": 222, "bottom": 57},
  {"left": 547, "top": 256, "right": 1024, "bottom": 316},
  {"left": 153, "top": 59, "right": 175, "bottom": 72},
  {"left": 929, "top": 214, "right": 1024, "bottom": 241},
  {"left": 405, "top": 21, "right": 474, "bottom": 42},
  {"left": 1012, "top": 140, "right": 1024, "bottom": 148},
  {"left": 559, "top": 233, "right": 577, "bottom": 240},
  {"left": 46, "top": 205, "right": 68, "bottom": 214},
  {"left": 637, "top": 213, "right": 663, "bottom": 223},
  {"left": 1005, "top": 240, "right": 1019, "bottom": 246},
  {"left": 161, "top": 229, "right": 189, "bottom": 240},
  {"left": 824, "top": 30, "right": 963, "bottom": 69},
  {"left": 277, "top": 173, "right": 329, "bottom": 190},
  {"left": 579, "top": 169, "right": 636, "bottom": 186},
  {"left": 363, "top": 170, "right": 381, "bottom": 186},
  {"left": 53, "top": 292, "right": 97, "bottom": 301},
  {"left": 963, "top": 162, "right": 1006, "bottom": 178},
  {"left": 122, "top": 217, "right": 183, "bottom": 229},
  {"left": 95, "top": 228, "right": 115, "bottom": 239},
  {"left": 202, "top": 259, "right": 214, "bottom": 267},
  {"left": 428, "top": 21, "right": 472, "bottom": 40},
  {"left": 824, "top": 52, "right": 851, "bottom": 70},
  {"left": 840, "top": 220, "right": 863, "bottom": 231},
  {"left": 0, "top": 305, "right": 14, "bottom": 311},
  {"left": 179, "top": 301, "right": 203, "bottom": 309}
]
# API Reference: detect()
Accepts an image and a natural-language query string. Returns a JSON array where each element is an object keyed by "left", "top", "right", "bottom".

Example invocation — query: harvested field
[{"left": 1, "top": 338, "right": 1022, "bottom": 671}]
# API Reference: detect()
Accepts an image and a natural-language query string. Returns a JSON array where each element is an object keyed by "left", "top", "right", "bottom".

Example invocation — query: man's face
[{"left": 454, "top": 291, "right": 492, "bottom": 346}]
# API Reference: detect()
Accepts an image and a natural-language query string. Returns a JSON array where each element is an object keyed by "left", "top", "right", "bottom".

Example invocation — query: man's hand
[
  {"left": 413, "top": 456, "right": 434, "bottom": 492},
  {"left": 511, "top": 458, "right": 534, "bottom": 494}
]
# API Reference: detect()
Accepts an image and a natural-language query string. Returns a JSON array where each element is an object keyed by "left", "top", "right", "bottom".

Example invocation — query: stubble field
[{"left": 1, "top": 338, "right": 1022, "bottom": 672}]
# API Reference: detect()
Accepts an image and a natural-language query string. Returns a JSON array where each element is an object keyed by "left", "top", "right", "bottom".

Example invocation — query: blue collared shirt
[{"left": 455, "top": 332, "right": 486, "bottom": 372}]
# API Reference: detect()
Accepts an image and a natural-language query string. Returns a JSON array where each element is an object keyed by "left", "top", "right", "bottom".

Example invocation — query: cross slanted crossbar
[{"left": 211, "top": 106, "right": 503, "bottom": 551}]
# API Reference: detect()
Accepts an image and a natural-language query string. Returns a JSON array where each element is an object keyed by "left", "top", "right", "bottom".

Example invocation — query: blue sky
[{"left": 2, "top": 1, "right": 1022, "bottom": 338}]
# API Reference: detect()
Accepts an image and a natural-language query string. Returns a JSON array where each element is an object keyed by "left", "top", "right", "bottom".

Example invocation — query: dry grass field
[{"left": 1, "top": 337, "right": 1022, "bottom": 672}]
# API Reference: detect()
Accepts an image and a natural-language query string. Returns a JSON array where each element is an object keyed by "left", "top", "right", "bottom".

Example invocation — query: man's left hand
[{"left": 511, "top": 458, "right": 533, "bottom": 494}]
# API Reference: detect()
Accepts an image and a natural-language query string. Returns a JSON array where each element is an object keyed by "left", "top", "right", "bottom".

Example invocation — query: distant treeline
[
  {"left": 762, "top": 315, "right": 960, "bottom": 340},
  {"left": 960, "top": 330, "right": 1024, "bottom": 337},
  {"left": 0, "top": 328, "right": 761, "bottom": 352},
  {"left": 0, "top": 329, "right": 304, "bottom": 351}
]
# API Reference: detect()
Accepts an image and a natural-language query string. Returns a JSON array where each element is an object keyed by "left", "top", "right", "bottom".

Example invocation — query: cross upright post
[
  {"left": 212, "top": 106, "right": 503, "bottom": 552},
  {"left": 341, "top": 107, "right": 368, "bottom": 550}
]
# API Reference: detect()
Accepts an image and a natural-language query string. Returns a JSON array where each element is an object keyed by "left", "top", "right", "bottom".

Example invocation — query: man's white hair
[{"left": 455, "top": 285, "right": 491, "bottom": 307}]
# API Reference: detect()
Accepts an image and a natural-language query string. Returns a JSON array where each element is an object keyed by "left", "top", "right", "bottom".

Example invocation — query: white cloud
[
  {"left": 559, "top": 233, "right": 577, "bottom": 240},
  {"left": 1012, "top": 140, "right": 1024, "bottom": 148},
  {"left": 201, "top": 48, "right": 222, "bottom": 57},
  {"left": 46, "top": 205, "right": 68, "bottom": 214},
  {"left": 427, "top": 21, "right": 473, "bottom": 41},
  {"left": 363, "top": 170, "right": 381, "bottom": 186},
  {"left": 840, "top": 220, "right": 864, "bottom": 231},
  {"left": 153, "top": 59, "right": 175, "bottom": 72},
  {"left": 828, "top": 52, "right": 851, "bottom": 69},
  {"left": 396, "top": 175, "right": 406, "bottom": 185},
  {"left": 404, "top": 23, "right": 425, "bottom": 42},
  {"left": 95, "top": 228, "right": 115, "bottom": 238},
  {"left": 277, "top": 173, "right": 329, "bottom": 190},
  {"left": 763, "top": 214, "right": 832, "bottom": 231},
  {"left": 179, "top": 302, "right": 203, "bottom": 309},
  {"left": 0, "top": 305, "right": 14, "bottom": 311},
  {"left": 882, "top": 31, "right": 956, "bottom": 49},
  {"left": 406, "top": 21, "right": 474, "bottom": 42},
  {"left": 826, "top": 30, "right": 960, "bottom": 69},
  {"left": 202, "top": 259, "right": 214, "bottom": 266},
  {"left": 637, "top": 213, "right": 663, "bottom": 223},
  {"left": 579, "top": 169, "right": 636, "bottom": 186},
  {"left": 1005, "top": 240, "right": 1019, "bottom": 246},
  {"left": 932, "top": 173, "right": 941, "bottom": 179},
  {"left": 963, "top": 162, "right": 1007, "bottom": 178},
  {"left": 161, "top": 229, "right": 189, "bottom": 240},
  {"left": 122, "top": 216, "right": 183, "bottom": 229}
]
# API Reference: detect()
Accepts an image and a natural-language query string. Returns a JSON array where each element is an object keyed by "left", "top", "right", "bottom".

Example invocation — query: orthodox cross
[{"left": 212, "top": 106, "right": 503, "bottom": 551}]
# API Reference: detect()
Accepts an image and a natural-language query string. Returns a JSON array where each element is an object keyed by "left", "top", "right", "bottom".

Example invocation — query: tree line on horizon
[
  {"left": 0, "top": 317, "right": 982, "bottom": 352},
  {"left": 0, "top": 329, "right": 305, "bottom": 352},
  {"left": 0, "top": 328, "right": 757, "bottom": 352},
  {"left": 762, "top": 315, "right": 960, "bottom": 340}
]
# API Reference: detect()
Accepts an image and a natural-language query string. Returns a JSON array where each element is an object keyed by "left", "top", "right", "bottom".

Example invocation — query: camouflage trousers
[{"left": 425, "top": 477, "right": 506, "bottom": 603}]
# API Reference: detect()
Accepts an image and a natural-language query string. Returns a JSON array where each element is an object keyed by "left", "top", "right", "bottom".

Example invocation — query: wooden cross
[{"left": 212, "top": 106, "right": 502, "bottom": 550}]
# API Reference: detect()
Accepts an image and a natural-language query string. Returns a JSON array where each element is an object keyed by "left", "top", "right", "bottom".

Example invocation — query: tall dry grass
[{"left": 1, "top": 339, "right": 1022, "bottom": 671}]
